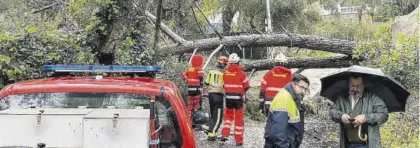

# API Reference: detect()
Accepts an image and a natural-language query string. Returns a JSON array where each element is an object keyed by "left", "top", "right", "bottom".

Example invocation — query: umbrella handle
[{"left": 358, "top": 125, "right": 367, "bottom": 142}]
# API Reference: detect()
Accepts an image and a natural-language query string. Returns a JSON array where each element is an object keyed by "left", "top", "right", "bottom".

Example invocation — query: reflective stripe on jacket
[
  {"left": 182, "top": 67, "right": 204, "bottom": 86},
  {"left": 264, "top": 84, "right": 304, "bottom": 148},
  {"left": 223, "top": 64, "right": 249, "bottom": 95},
  {"left": 260, "top": 66, "right": 292, "bottom": 100},
  {"left": 205, "top": 68, "right": 224, "bottom": 93}
]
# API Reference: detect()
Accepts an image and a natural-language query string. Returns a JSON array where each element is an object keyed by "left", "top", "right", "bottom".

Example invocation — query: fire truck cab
[{"left": 0, "top": 65, "right": 196, "bottom": 148}]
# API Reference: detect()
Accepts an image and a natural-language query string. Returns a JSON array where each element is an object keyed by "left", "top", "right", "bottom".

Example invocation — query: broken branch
[
  {"left": 248, "top": 68, "right": 257, "bottom": 80},
  {"left": 202, "top": 44, "right": 224, "bottom": 70},
  {"left": 242, "top": 55, "right": 358, "bottom": 71},
  {"left": 146, "top": 11, "right": 186, "bottom": 44},
  {"left": 32, "top": 2, "right": 58, "bottom": 14}
]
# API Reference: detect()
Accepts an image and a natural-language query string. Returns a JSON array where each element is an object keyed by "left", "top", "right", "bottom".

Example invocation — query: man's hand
[
  {"left": 341, "top": 114, "right": 351, "bottom": 124},
  {"left": 352, "top": 114, "right": 366, "bottom": 126}
]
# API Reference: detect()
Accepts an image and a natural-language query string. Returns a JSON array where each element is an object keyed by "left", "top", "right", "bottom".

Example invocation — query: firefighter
[
  {"left": 202, "top": 56, "right": 228, "bottom": 141},
  {"left": 221, "top": 53, "right": 249, "bottom": 146},
  {"left": 181, "top": 55, "right": 205, "bottom": 119},
  {"left": 259, "top": 53, "right": 292, "bottom": 116}
]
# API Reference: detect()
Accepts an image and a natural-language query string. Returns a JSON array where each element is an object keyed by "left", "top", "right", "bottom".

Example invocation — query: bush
[
  {"left": 381, "top": 112, "right": 419, "bottom": 147},
  {"left": 0, "top": 24, "right": 95, "bottom": 87},
  {"left": 380, "top": 95, "right": 419, "bottom": 147},
  {"left": 313, "top": 18, "right": 376, "bottom": 41},
  {"left": 354, "top": 22, "right": 419, "bottom": 91},
  {"left": 244, "top": 87, "right": 267, "bottom": 121},
  {"left": 354, "top": 21, "right": 419, "bottom": 147}
]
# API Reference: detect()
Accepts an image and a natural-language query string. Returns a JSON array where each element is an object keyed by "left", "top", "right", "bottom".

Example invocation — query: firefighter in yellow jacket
[{"left": 202, "top": 56, "right": 228, "bottom": 141}]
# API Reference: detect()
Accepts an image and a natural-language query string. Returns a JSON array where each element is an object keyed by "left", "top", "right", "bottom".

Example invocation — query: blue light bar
[{"left": 43, "top": 65, "right": 163, "bottom": 73}]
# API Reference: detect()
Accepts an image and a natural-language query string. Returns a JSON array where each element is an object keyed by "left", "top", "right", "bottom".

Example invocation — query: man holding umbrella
[{"left": 322, "top": 65, "right": 410, "bottom": 148}]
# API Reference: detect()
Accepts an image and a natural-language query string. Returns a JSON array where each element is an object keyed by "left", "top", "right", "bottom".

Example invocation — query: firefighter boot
[{"left": 207, "top": 132, "right": 216, "bottom": 141}]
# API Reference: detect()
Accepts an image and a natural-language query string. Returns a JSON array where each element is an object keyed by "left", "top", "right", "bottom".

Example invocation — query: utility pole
[{"left": 265, "top": 0, "right": 273, "bottom": 59}]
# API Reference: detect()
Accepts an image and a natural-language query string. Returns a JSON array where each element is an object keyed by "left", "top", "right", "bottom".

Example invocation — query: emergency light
[{"left": 43, "top": 65, "right": 163, "bottom": 73}]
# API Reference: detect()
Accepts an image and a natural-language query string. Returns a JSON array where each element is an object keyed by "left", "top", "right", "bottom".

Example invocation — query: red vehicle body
[{"left": 0, "top": 76, "right": 196, "bottom": 148}]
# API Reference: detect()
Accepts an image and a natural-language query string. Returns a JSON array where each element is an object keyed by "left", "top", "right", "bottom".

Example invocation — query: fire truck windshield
[{"left": 0, "top": 92, "right": 152, "bottom": 110}]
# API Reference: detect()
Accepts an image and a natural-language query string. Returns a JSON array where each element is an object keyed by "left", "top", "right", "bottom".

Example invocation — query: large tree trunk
[
  {"left": 242, "top": 55, "right": 358, "bottom": 71},
  {"left": 91, "top": 0, "right": 148, "bottom": 65},
  {"left": 222, "top": 0, "right": 239, "bottom": 54},
  {"left": 146, "top": 10, "right": 361, "bottom": 70},
  {"left": 160, "top": 34, "right": 358, "bottom": 56},
  {"left": 222, "top": 0, "right": 236, "bottom": 34},
  {"left": 174, "top": 0, "right": 187, "bottom": 38}
]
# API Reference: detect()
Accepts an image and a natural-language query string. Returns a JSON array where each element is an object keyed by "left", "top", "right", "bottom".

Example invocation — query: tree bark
[
  {"left": 222, "top": 0, "right": 236, "bottom": 35},
  {"left": 222, "top": 0, "right": 240, "bottom": 54},
  {"left": 190, "top": 4, "right": 207, "bottom": 38},
  {"left": 90, "top": 0, "right": 150, "bottom": 65},
  {"left": 242, "top": 55, "right": 358, "bottom": 71},
  {"left": 160, "top": 34, "right": 358, "bottom": 56},
  {"left": 152, "top": 0, "right": 164, "bottom": 51},
  {"left": 174, "top": 0, "right": 187, "bottom": 38}
]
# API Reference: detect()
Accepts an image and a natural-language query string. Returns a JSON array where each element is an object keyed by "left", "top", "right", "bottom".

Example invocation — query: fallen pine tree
[
  {"left": 145, "top": 11, "right": 362, "bottom": 71},
  {"left": 242, "top": 54, "right": 359, "bottom": 72}
]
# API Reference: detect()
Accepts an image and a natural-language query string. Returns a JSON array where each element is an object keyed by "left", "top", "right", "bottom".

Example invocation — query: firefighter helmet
[
  {"left": 228, "top": 53, "right": 240, "bottom": 64},
  {"left": 274, "top": 53, "right": 287, "bottom": 63},
  {"left": 191, "top": 55, "right": 205, "bottom": 67},
  {"left": 218, "top": 56, "right": 228, "bottom": 65}
]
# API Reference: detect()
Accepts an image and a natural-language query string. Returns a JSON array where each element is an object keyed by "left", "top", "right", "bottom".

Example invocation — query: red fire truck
[{"left": 0, "top": 65, "right": 196, "bottom": 148}]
